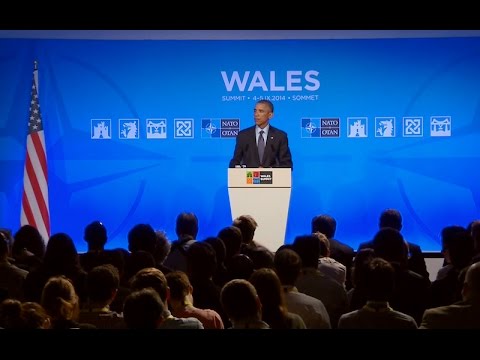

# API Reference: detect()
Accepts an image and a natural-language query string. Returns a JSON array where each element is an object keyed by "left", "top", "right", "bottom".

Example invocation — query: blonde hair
[
  {"left": 41, "top": 275, "right": 79, "bottom": 321},
  {"left": 313, "top": 231, "right": 330, "bottom": 256}
]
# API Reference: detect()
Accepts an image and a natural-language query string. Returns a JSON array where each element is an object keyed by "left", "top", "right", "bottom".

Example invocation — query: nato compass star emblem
[
  {"left": 205, "top": 121, "right": 217, "bottom": 135},
  {"left": 305, "top": 122, "right": 316, "bottom": 134}
]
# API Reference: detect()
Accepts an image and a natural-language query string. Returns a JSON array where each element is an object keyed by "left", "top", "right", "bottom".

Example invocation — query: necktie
[{"left": 258, "top": 130, "right": 265, "bottom": 164}]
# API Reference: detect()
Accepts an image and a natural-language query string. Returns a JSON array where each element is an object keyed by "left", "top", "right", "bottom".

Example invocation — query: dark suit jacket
[
  {"left": 349, "top": 263, "right": 430, "bottom": 325},
  {"left": 420, "top": 300, "right": 480, "bottom": 329},
  {"left": 229, "top": 125, "right": 293, "bottom": 169},
  {"left": 357, "top": 239, "right": 429, "bottom": 280}
]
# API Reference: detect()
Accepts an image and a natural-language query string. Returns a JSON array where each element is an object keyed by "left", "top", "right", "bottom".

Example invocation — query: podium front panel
[{"left": 227, "top": 168, "right": 292, "bottom": 252}]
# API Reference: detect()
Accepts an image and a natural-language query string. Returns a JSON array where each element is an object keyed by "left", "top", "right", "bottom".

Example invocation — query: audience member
[
  {"left": 420, "top": 262, "right": 480, "bottom": 328},
  {"left": 311, "top": 214, "right": 354, "bottom": 289},
  {"left": 220, "top": 279, "right": 269, "bottom": 329},
  {"left": 338, "top": 257, "right": 418, "bottom": 329}
]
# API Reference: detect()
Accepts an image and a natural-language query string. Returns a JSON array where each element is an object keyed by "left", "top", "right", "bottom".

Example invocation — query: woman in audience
[
  {"left": 220, "top": 279, "right": 269, "bottom": 329},
  {"left": 0, "top": 299, "right": 51, "bottom": 329},
  {"left": 249, "top": 268, "right": 306, "bottom": 329},
  {"left": 24, "top": 233, "right": 88, "bottom": 304},
  {"left": 41, "top": 275, "right": 95, "bottom": 329},
  {"left": 12, "top": 225, "right": 45, "bottom": 272}
]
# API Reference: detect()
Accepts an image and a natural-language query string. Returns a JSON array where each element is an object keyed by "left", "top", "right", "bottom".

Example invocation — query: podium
[{"left": 228, "top": 168, "right": 292, "bottom": 252}]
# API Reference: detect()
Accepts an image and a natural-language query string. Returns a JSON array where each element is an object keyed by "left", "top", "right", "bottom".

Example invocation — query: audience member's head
[
  {"left": 123, "top": 288, "right": 165, "bottom": 329},
  {"left": 469, "top": 220, "right": 480, "bottom": 254},
  {"left": 175, "top": 212, "right": 198, "bottom": 241},
  {"left": 462, "top": 262, "right": 480, "bottom": 301},
  {"left": 204, "top": 236, "right": 227, "bottom": 267},
  {"left": 249, "top": 268, "right": 284, "bottom": 307},
  {"left": 124, "top": 250, "right": 156, "bottom": 282},
  {"left": 127, "top": 223, "right": 157, "bottom": 255},
  {"left": 154, "top": 230, "right": 171, "bottom": 265},
  {"left": 233, "top": 215, "right": 258, "bottom": 245},
  {"left": 226, "top": 254, "right": 254, "bottom": 281},
  {"left": 0, "top": 231, "right": 9, "bottom": 259},
  {"left": 276, "top": 244, "right": 294, "bottom": 253},
  {"left": 221, "top": 279, "right": 261, "bottom": 325},
  {"left": 0, "top": 229, "right": 13, "bottom": 258},
  {"left": 129, "top": 267, "right": 168, "bottom": 302},
  {"left": 274, "top": 248, "right": 302, "bottom": 286},
  {"left": 292, "top": 234, "right": 321, "bottom": 268},
  {"left": 249, "top": 268, "right": 288, "bottom": 328},
  {"left": 186, "top": 241, "right": 217, "bottom": 280},
  {"left": 0, "top": 299, "right": 50, "bottom": 329},
  {"left": 441, "top": 225, "right": 474, "bottom": 269},
  {"left": 43, "top": 232, "right": 81, "bottom": 273},
  {"left": 87, "top": 264, "right": 120, "bottom": 306},
  {"left": 165, "top": 271, "right": 192, "bottom": 303},
  {"left": 108, "top": 248, "right": 128, "bottom": 278},
  {"left": 351, "top": 248, "right": 376, "bottom": 288},
  {"left": 12, "top": 224, "right": 45, "bottom": 259},
  {"left": 217, "top": 226, "right": 243, "bottom": 261},
  {"left": 311, "top": 214, "right": 337, "bottom": 239},
  {"left": 84, "top": 221, "right": 107, "bottom": 251},
  {"left": 379, "top": 209, "right": 402, "bottom": 231},
  {"left": 372, "top": 227, "right": 408, "bottom": 266},
  {"left": 362, "top": 257, "right": 396, "bottom": 302},
  {"left": 313, "top": 232, "right": 330, "bottom": 257},
  {"left": 41, "top": 275, "right": 80, "bottom": 322}
]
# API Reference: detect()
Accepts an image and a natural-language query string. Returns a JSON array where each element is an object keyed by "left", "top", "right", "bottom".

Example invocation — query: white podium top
[{"left": 228, "top": 168, "right": 292, "bottom": 188}]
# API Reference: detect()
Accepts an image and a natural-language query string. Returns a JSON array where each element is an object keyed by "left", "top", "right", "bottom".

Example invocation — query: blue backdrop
[{"left": 1, "top": 37, "right": 479, "bottom": 252}]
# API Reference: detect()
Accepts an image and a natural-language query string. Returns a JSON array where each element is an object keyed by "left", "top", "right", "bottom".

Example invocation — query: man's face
[{"left": 254, "top": 103, "right": 272, "bottom": 128}]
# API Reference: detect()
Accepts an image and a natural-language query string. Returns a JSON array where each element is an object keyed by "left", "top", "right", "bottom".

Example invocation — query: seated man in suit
[
  {"left": 229, "top": 99, "right": 293, "bottom": 170},
  {"left": 358, "top": 208, "right": 429, "bottom": 280},
  {"left": 420, "top": 262, "right": 480, "bottom": 329}
]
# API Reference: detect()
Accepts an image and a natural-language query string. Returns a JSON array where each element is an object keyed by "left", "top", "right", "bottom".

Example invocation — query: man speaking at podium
[{"left": 229, "top": 100, "right": 293, "bottom": 170}]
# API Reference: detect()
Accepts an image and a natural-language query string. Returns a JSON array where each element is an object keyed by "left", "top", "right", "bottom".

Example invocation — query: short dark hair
[
  {"left": 311, "top": 215, "right": 336, "bottom": 238},
  {"left": 274, "top": 248, "right": 302, "bottom": 286},
  {"left": 379, "top": 209, "right": 402, "bottom": 231},
  {"left": 128, "top": 223, "right": 157, "bottom": 254},
  {"left": 221, "top": 279, "right": 259, "bottom": 322},
  {"left": 364, "top": 257, "right": 395, "bottom": 301},
  {"left": 257, "top": 99, "right": 274, "bottom": 113},
  {"left": 84, "top": 221, "right": 107, "bottom": 249},
  {"left": 233, "top": 215, "right": 257, "bottom": 244},
  {"left": 176, "top": 212, "right": 198, "bottom": 240},
  {"left": 130, "top": 267, "right": 168, "bottom": 302},
  {"left": 372, "top": 227, "right": 406, "bottom": 263},
  {"left": 123, "top": 288, "right": 164, "bottom": 329}
]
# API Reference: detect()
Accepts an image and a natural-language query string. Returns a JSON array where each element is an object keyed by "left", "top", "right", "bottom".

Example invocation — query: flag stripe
[
  {"left": 21, "top": 191, "right": 36, "bottom": 229},
  {"left": 22, "top": 165, "right": 49, "bottom": 242},
  {"left": 27, "top": 134, "right": 49, "bottom": 208},
  {"left": 20, "top": 191, "right": 48, "bottom": 242},
  {"left": 23, "top": 163, "right": 42, "bottom": 228},
  {"left": 31, "top": 131, "right": 48, "bottom": 182},
  {"left": 25, "top": 148, "right": 50, "bottom": 231},
  {"left": 21, "top": 188, "right": 48, "bottom": 240}
]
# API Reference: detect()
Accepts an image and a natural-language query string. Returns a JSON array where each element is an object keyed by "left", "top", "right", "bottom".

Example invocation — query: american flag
[{"left": 20, "top": 61, "right": 50, "bottom": 243}]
